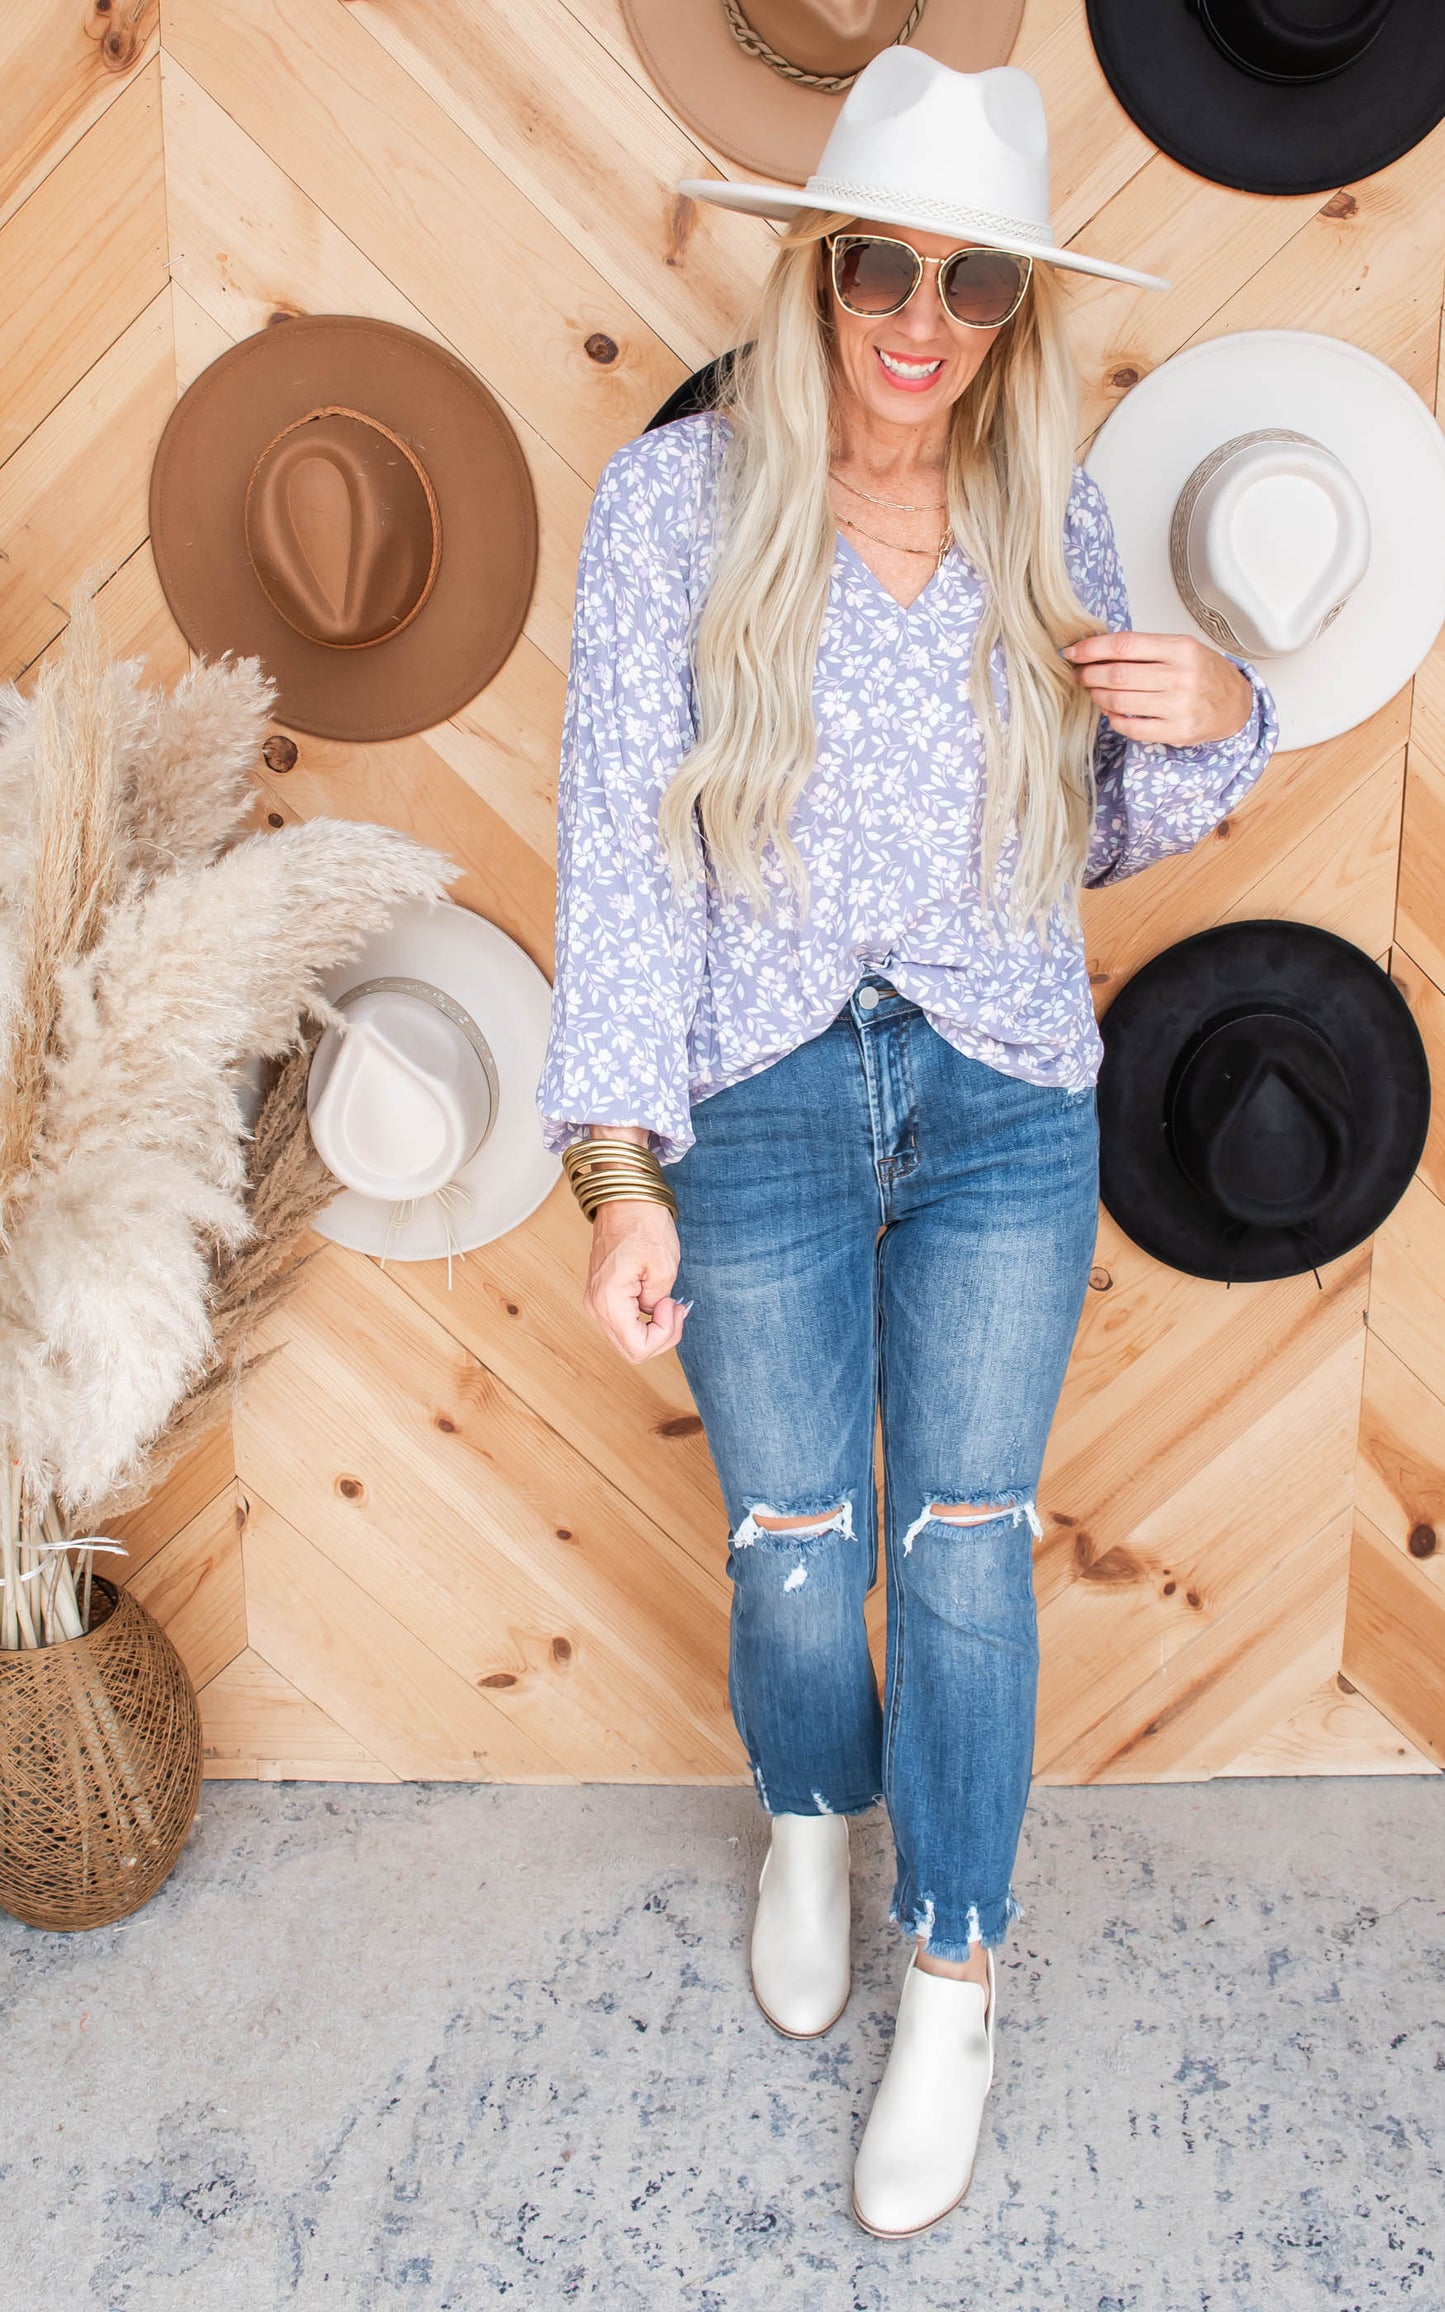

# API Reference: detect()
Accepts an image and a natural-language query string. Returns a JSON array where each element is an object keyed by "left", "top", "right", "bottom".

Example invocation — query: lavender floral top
[{"left": 536, "top": 412, "right": 1279, "bottom": 1165}]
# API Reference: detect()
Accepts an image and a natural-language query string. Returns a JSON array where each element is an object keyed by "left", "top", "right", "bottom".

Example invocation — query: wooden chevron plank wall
[{"left": 4, "top": 0, "right": 1443, "bottom": 1786}]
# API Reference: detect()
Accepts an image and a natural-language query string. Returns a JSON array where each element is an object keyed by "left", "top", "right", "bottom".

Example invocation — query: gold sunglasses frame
[{"left": 825, "top": 232, "right": 1033, "bottom": 332}]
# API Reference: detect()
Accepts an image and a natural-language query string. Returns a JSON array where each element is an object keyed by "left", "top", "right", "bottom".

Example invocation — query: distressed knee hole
[
  {"left": 899, "top": 1493, "right": 1044, "bottom": 1554},
  {"left": 752, "top": 1506, "right": 847, "bottom": 1533},
  {"left": 732, "top": 1500, "right": 855, "bottom": 1550}
]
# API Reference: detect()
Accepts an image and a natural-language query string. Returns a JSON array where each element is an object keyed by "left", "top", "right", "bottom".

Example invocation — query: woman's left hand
[{"left": 1062, "top": 630, "right": 1255, "bottom": 746}]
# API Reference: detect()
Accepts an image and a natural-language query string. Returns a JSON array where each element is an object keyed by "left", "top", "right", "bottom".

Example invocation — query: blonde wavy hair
[{"left": 655, "top": 213, "right": 1108, "bottom": 950}]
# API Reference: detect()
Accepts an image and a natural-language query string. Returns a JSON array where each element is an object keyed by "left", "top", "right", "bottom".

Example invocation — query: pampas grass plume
[{"left": 0, "top": 584, "right": 461, "bottom": 1519}]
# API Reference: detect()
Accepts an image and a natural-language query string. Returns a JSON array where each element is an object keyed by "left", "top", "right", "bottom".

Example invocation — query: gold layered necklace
[{"left": 830, "top": 468, "right": 953, "bottom": 569}]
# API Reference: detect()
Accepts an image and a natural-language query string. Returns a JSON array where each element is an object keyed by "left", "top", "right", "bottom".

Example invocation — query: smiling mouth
[{"left": 876, "top": 348, "right": 945, "bottom": 386}]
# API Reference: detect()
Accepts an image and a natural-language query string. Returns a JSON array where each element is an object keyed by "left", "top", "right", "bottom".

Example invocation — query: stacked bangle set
[{"left": 562, "top": 1134, "right": 678, "bottom": 1222}]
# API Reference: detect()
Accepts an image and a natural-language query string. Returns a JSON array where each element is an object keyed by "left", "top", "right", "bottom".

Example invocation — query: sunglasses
[{"left": 826, "top": 232, "right": 1033, "bottom": 331}]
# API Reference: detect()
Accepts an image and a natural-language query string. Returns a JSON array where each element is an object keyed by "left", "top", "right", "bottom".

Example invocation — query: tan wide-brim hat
[
  {"left": 622, "top": 0, "right": 1023, "bottom": 184},
  {"left": 149, "top": 315, "right": 538, "bottom": 744}
]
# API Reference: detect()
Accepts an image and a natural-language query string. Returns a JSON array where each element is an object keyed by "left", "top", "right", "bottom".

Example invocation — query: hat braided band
[
  {"left": 722, "top": 0, "right": 927, "bottom": 93},
  {"left": 803, "top": 177, "right": 1054, "bottom": 248}
]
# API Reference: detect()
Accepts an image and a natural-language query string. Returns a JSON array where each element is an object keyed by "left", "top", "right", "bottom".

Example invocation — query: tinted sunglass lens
[
  {"left": 834, "top": 237, "right": 920, "bottom": 315},
  {"left": 941, "top": 249, "right": 1027, "bottom": 325}
]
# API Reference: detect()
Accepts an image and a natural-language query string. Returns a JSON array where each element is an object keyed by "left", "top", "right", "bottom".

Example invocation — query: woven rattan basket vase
[{"left": 0, "top": 1577, "right": 202, "bottom": 1932}]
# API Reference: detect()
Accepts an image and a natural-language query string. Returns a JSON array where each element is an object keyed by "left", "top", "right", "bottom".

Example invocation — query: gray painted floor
[{"left": 2, "top": 1778, "right": 1441, "bottom": 2311}]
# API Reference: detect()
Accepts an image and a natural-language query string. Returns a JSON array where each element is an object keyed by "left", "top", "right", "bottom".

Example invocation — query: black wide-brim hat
[
  {"left": 1085, "top": 0, "right": 1445, "bottom": 198},
  {"left": 1098, "top": 920, "right": 1431, "bottom": 1283}
]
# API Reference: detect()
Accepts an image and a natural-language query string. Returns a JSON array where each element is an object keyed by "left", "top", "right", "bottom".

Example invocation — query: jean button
[{"left": 857, "top": 985, "right": 880, "bottom": 1010}]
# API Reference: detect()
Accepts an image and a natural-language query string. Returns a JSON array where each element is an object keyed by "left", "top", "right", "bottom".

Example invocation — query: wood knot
[
  {"left": 262, "top": 733, "right": 298, "bottom": 773},
  {"left": 505, "top": 1302, "right": 520, "bottom": 1317},
  {"left": 1088, "top": 1265, "right": 1112, "bottom": 1292},
  {"left": 585, "top": 333, "right": 620, "bottom": 366},
  {"left": 1050, "top": 1511, "right": 1079, "bottom": 1528},
  {"left": 336, "top": 1475, "right": 365, "bottom": 1501},
  {"left": 551, "top": 1636, "right": 573, "bottom": 1664},
  {"left": 266, "top": 306, "right": 303, "bottom": 326},
  {"left": 665, "top": 194, "right": 697, "bottom": 268},
  {"left": 1321, "top": 190, "right": 1358, "bottom": 219},
  {"left": 1214, "top": 816, "right": 1232, "bottom": 840},
  {"left": 554, "top": 1526, "right": 575, "bottom": 1542},
  {"left": 91, "top": 2, "right": 148, "bottom": 72},
  {"left": 1162, "top": 1579, "right": 1177, "bottom": 1596},
  {"left": 265, "top": 811, "right": 284, "bottom": 829},
  {"left": 1336, "top": 1670, "right": 1357, "bottom": 1694},
  {"left": 1407, "top": 1522, "right": 1437, "bottom": 1558},
  {"left": 1074, "top": 1531, "right": 1142, "bottom": 1584},
  {"left": 102, "top": 21, "right": 143, "bottom": 67},
  {"left": 656, "top": 1413, "right": 704, "bottom": 1440},
  {"left": 1108, "top": 364, "right": 1143, "bottom": 391},
  {"left": 479, "top": 1671, "right": 517, "bottom": 1689},
  {"left": 1185, "top": 1586, "right": 1203, "bottom": 1610},
  {"left": 435, "top": 1414, "right": 458, "bottom": 1434}
]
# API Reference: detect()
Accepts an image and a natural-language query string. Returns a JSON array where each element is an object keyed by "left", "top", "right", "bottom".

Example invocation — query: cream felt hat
[
  {"left": 1086, "top": 331, "right": 1445, "bottom": 750},
  {"left": 678, "top": 48, "right": 1172, "bottom": 293},
  {"left": 306, "top": 901, "right": 559, "bottom": 1263}
]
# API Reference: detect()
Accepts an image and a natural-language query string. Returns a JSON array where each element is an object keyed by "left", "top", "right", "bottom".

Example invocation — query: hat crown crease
[
  {"left": 333, "top": 1020, "right": 458, "bottom": 1180},
  {"left": 737, "top": 0, "right": 918, "bottom": 75},
  {"left": 1172, "top": 429, "right": 1371, "bottom": 660},
  {"left": 244, "top": 407, "right": 442, "bottom": 651},
  {"left": 1174, "top": 1028, "right": 1355, "bottom": 1226},
  {"left": 308, "top": 985, "right": 496, "bottom": 1203}
]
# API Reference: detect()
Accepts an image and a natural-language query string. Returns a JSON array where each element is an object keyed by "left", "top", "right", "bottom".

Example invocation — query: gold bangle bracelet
[
  {"left": 565, "top": 1158, "right": 674, "bottom": 1188},
  {"left": 576, "top": 1185, "right": 678, "bottom": 1215},
  {"left": 573, "top": 1190, "right": 678, "bottom": 1224},
  {"left": 563, "top": 1136, "right": 676, "bottom": 1221}
]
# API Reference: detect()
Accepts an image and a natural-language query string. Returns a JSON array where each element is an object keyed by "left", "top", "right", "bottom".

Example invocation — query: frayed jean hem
[{"left": 887, "top": 1881, "right": 1023, "bottom": 1961}]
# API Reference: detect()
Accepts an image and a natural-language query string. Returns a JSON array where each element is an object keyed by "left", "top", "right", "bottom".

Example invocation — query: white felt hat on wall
[
  {"left": 1086, "top": 331, "right": 1445, "bottom": 751},
  {"left": 306, "top": 901, "right": 559, "bottom": 1264}
]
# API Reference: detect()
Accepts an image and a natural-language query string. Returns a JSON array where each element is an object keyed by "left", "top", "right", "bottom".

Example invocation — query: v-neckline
[{"left": 835, "top": 525, "right": 953, "bottom": 619}]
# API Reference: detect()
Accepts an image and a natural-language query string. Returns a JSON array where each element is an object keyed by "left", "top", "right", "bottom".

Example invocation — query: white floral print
[{"left": 536, "top": 412, "right": 1279, "bottom": 1165}]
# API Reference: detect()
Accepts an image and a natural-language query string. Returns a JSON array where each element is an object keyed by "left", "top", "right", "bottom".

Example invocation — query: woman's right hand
[
  {"left": 574, "top": 1128, "right": 689, "bottom": 1363},
  {"left": 582, "top": 1199, "right": 690, "bottom": 1363}
]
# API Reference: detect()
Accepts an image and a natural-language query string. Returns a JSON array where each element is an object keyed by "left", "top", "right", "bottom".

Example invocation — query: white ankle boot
[
  {"left": 749, "top": 1812, "right": 852, "bottom": 2037},
  {"left": 850, "top": 1945, "right": 997, "bottom": 2237}
]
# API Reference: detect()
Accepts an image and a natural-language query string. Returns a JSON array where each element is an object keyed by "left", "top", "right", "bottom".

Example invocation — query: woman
[{"left": 536, "top": 60, "right": 1278, "bottom": 2239}]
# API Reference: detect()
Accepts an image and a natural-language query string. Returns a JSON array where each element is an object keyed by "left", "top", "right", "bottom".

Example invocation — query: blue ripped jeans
[{"left": 669, "top": 974, "right": 1100, "bottom": 1961}]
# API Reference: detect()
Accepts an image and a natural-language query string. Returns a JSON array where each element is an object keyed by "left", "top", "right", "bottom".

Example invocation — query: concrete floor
[{"left": 2, "top": 1777, "right": 1441, "bottom": 2311}]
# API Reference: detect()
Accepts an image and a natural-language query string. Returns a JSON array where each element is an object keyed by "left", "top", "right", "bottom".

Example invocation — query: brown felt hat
[
  {"left": 149, "top": 315, "right": 537, "bottom": 744},
  {"left": 621, "top": 0, "right": 1023, "bottom": 183}
]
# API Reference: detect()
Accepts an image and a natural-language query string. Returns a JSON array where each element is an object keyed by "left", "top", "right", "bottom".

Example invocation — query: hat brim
[
  {"left": 308, "top": 901, "right": 560, "bottom": 1257},
  {"left": 1085, "top": 330, "right": 1445, "bottom": 751},
  {"left": 1086, "top": 0, "right": 1445, "bottom": 199},
  {"left": 678, "top": 174, "right": 1170, "bottom": 290},
  {"left": 624, "top": 0, "right": 1023, "bottom": 185},
  {"left": 149, "top": 317, "right": 538, "bottom": 744},
  {"left": 1097, "top": 921, "right": 1430, "bottom": 1283}
]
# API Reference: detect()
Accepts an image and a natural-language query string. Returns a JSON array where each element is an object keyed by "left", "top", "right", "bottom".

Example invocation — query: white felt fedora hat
[
  {"left": 1086, "top": 331, "right": 1445, "bottom": 751},
  {"left": 679, "top": 47, "right": 1171, "bottom": 292},
  {"left": 306, "top": 900, "right": 559, "bottom": 1263}
]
